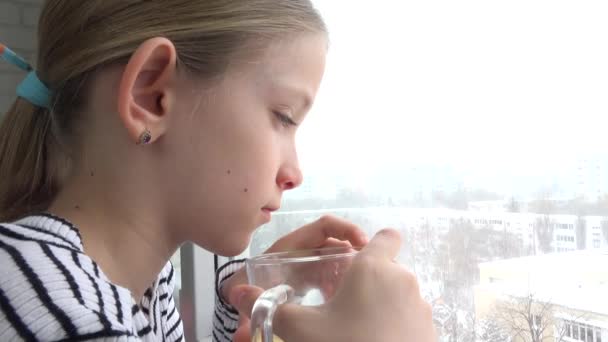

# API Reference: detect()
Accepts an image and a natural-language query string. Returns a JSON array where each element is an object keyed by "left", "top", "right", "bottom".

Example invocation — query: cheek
[
  {"left": 217, "top": 121, "right": 279, "bottom": 182},
  {"left": 236, "top": 140, "right": 280, "bottom": 186},
  {"left": 169, "top": 103, "right": 280, "bottom": 196}
]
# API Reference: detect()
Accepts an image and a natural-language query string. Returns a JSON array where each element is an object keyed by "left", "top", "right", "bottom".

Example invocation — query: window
[
  {"left": 557, "top": 235, "right": 576, "bottom": 243},
  {"left": 248, "top": 1, "right": 608, "bottom": 340},
  {"left": 580, "top": 325, "right": 586, "bottom": 341},
  {"left": 563, "top": 320, "right": 604, "bottom": 342},
  {"left": 5, "top": 0, "right": 607, "bottom": 341}
]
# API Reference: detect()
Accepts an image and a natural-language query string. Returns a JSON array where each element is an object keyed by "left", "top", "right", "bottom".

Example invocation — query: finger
[
  {"left": 273, "top": 304, "right": 320, "bottom": 342},
  {"left": 229, "top": 284, "right": 265, "bottom": 319},
  {"left": 320, "top": 281, "right": 337, "bottom": 300},
  {"left": 269, "top": 215, "right": 368, "bottom": 252},
  {"left": 238, "top": 314, "right": 250, "bottom": 328},
  {"left": 233, "top": 323, "right": 251, "bottom": 342},
  {"left": 359, "top": 228, "right": 402, "bottom": 261},
  {"left": 234, "top": 315, "right": 252, "bottom": 342}
]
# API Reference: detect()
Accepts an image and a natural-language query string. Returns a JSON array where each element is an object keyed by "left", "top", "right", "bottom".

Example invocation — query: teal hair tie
[
  {"left": 17, "top": 71, "right": 52, "bottom": 110},
  {"left": 1, "top": 43, "right": 52, "bottom": 110}
]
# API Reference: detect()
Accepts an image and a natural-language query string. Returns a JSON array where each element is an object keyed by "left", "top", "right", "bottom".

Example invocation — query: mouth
[
  {"left": 261, "top": 206, "right": 279, "bottom": 223},
  {"left": 260, "top": 207, "right": 276, "bottom": 223}
]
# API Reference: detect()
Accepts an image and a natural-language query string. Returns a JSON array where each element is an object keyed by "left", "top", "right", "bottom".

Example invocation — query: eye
[{"left": 273, "top": 111, "right": 298, "bottom": 128}]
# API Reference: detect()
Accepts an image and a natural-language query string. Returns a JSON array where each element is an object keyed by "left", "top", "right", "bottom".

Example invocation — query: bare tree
[
  {"left": 529, "top": 188, "right": 558, "bottom": 254},
  {"left": 507, "top": 197, "right": 520, "bottom": 213},
  {"left": 534, "top": 216, "right": 554, "bottom": 254},
  {"left": 477, "top": 319, "right": 510, "bottom": 342},
  {"left": 575, "top": 216, "right": 587, "bottom": 250},
  {"left": 601, "top": 218, "right": 608, "bottom": 245},
  {"left": 432, "top": 303, "right": 476, "bottom": 342},
  {"left": 490, "top": 293, "right": 585, "bottom": 342}
]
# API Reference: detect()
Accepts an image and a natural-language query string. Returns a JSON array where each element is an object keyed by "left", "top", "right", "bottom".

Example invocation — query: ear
[{"left": 117, "top": 37, "right": 178, "bottom": 144}]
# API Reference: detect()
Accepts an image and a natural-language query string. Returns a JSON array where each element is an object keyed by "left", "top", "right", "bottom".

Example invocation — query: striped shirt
[
  {"left": 212, "top": 259, "right": 246, "bottom": 342},
  {"left": 0, "top": 214, "right": 186, "bottom": 341}
]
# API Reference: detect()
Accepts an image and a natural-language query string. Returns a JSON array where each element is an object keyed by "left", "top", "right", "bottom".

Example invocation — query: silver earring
[{"left": 137, "top": 129, "right": 152, "bottom": 145}]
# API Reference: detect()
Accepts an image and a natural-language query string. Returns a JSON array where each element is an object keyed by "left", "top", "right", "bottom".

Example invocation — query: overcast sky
[{"left": 295, "top": 0, "right": 608, "bottom": 190}]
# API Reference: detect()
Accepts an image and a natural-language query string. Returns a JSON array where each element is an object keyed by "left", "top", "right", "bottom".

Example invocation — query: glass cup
[{"left": 246, "top": 246, "right": 359, "bottom": 342}]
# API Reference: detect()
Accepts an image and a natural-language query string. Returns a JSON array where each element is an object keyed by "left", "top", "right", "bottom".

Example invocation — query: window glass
[{"left": 251, "top": 1, "right": 608, "bottom": 340}]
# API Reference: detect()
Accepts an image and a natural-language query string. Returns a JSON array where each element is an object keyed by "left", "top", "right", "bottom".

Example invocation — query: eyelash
[{"left": 273, "top": 111, "right": 298, "bottom": 128}]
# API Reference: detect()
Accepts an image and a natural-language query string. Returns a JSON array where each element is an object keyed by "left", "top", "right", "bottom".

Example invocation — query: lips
[
  {"left": 262, "top": 202, "right": 280, "bottom": 212},
  {"left": 260, "top": 208, "right": 275, "bottom": 223}
]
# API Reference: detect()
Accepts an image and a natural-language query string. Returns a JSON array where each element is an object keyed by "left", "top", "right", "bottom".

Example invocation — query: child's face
[{"left": 167, "top": 33, "right": 327, "bottom": 255}]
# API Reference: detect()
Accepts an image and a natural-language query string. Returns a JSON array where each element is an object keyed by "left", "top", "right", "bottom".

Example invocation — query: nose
[{"left": 276, "top": 163, "right": 303, "bottom": 191}]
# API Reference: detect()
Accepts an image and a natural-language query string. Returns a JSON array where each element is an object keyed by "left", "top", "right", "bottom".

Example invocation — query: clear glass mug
[{"left": 246, "top": 246, "right": 359, "bottom": 342}]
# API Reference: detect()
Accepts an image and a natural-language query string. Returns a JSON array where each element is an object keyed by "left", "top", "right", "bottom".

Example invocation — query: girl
[{"left": 0, "top": 1, "right": 435, "bottom": 341}]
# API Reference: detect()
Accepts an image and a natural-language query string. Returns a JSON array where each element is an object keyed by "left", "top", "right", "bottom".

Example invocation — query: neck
[{"left": 48, "top": 166, "right": 178, "bottom": 301}]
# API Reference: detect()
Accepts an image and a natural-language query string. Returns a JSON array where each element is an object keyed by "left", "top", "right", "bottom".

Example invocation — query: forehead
[
  {"left": 256, "top": 34, "right": 328, "bottom": 74},
  {"left": 228, "top": 33, "right": 328, "bottom": 98}
]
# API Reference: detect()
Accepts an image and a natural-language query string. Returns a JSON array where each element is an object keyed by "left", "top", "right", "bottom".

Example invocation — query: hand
[
  {"left": 263, "top": 214, "right": 369, "bottom": 253},
  {"left": 233, "top": 229, "right": 436, "bottom": 342},
  {"left": 221, "top": 216, "right": 369, "bottom": 333},
  {"left": 222, "top": 215, "right": 368, "bottom": 302}
]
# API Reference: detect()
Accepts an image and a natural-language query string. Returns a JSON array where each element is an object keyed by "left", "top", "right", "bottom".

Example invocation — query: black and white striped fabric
[
  {"left": 213, "top": 259, "right": 246, "bottom": 342},
  {"left": 0, "top": 214, "right": 184, "bottom": 341}
]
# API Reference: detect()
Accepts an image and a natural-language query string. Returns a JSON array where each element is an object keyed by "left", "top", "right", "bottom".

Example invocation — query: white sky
[{"left": 296, "top": 0, "right": 608, "bottom": 181}]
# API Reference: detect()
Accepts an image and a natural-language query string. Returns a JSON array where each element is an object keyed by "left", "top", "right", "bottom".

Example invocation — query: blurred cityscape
[{"left": 250, "top": 155, "right": 608, "bottom": 342}]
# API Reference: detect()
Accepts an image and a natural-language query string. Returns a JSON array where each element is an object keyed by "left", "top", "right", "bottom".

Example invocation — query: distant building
[
  {"left": 266, "top": 207, "right": 607, "bottom": 254},
  {"left": 468, "top": 200, "right": 509, "bottom": 212},
  {"left": 577, "top": 157, "right": 607, "bottom": 202},
  {"left": 475, "top": 252, "right": 608, "bottom": 342}
]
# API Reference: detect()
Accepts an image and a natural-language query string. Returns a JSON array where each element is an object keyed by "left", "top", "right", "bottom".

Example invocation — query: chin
[
  {"left": 207, "top": 233, "right": 252, "bottom": 257},
  {"left": 217, "top": 244, "right": 249, "bottom": 257}
]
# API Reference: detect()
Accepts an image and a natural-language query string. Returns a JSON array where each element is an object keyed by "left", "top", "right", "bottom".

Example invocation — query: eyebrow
[{"left": 274, "top": 80, "right": 313, "bottom": 113}]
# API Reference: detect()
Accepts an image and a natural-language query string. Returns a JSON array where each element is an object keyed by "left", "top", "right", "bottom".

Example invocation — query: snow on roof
[{"left": 478, "top": 251, "right": 608, "bottom": 315}]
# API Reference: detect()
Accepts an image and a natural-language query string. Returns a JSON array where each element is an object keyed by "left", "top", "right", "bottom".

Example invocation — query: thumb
[
  {"left": 233, "top": 319, "right": 251, "bottom": 342},
  {"left": 229, "top": 285, "right": 265, "bottom": 319}
]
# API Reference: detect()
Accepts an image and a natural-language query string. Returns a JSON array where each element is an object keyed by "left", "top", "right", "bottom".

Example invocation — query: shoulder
[
  {"left": 0, "top": 221, "right": 87, "bottom": 293},
  {"left": 0, "top": 222, "right": 141, "bottom": 341}
]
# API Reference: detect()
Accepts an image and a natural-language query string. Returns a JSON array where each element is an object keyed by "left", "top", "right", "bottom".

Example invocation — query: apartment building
[{"left": 475, "top": 252, "right": 608, "bottom": 342}]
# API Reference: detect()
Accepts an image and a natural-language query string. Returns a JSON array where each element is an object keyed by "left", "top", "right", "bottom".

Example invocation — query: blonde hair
[{"left": 0, "top": 0, "right": 326, "bottom": 221}]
